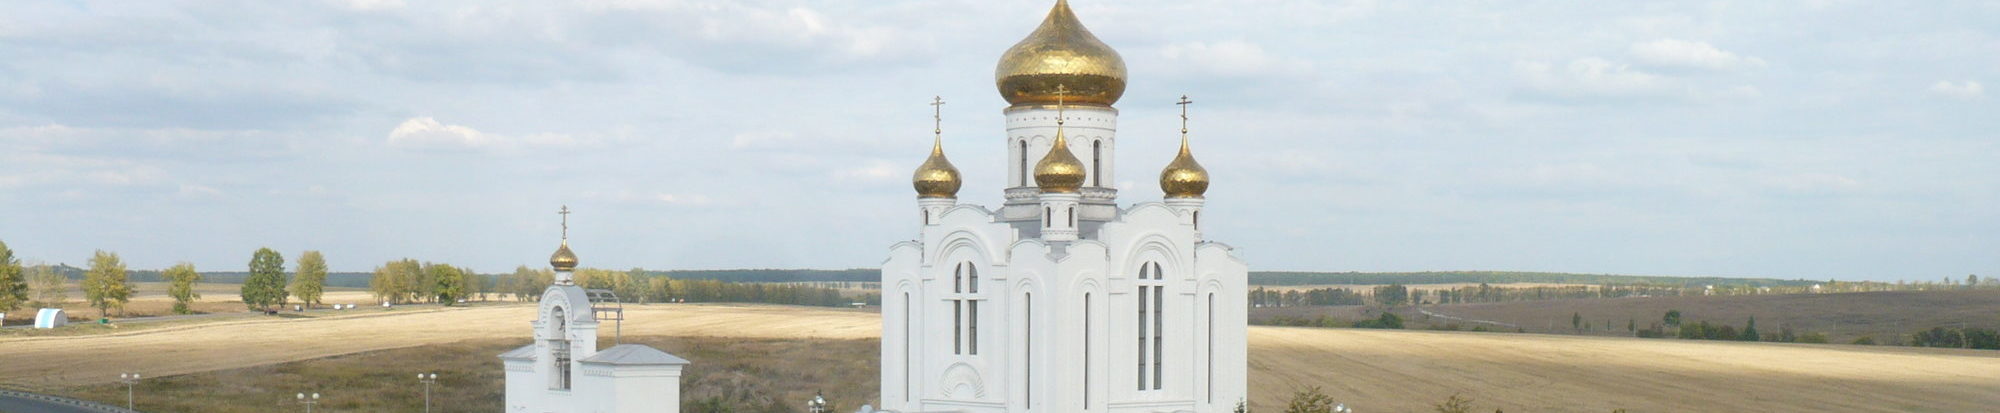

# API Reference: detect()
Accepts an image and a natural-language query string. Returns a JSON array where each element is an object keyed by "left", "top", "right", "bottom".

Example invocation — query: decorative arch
[{"left": 940, "top": 362, "right": 987, "bottom": 399}]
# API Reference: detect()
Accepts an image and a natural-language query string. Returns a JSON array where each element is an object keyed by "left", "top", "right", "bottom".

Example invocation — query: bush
[
  {"left": 1433, "top": 394, "right": 1475, "bottom": 413},
  {"left": 1798, "top": 332, "right": 1828, "bottom": 344},
  {"left": 1285, "top": 387, "right": 1338, "bottom": 413},
  {"left": 1850, "top": 336, "right": 1875, "bottom": 345},
  {"left": 1353, "top": 312, "right": 1404, "bottom": 329}
]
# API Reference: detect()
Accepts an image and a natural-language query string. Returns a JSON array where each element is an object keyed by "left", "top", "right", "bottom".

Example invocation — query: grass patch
[{"left": 61, "top": 336, "right": 879, "bottom": 413}]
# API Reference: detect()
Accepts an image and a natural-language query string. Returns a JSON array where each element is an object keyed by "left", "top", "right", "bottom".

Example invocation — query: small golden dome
[
  {"left": 1160, "top": 137, "right": 1209, "bottom": 198},
  {"left": 995, "top": 0, "right": 1127, "bottom": 106},
  {"left": 912, "top": 136, "right": 962, "bottom": 198},
  {"left": 550, "top": 240, "right": 578, "bottom": 272},
  {"left": 1034, "top": 129, "right": 1087, "bottom": 193}
]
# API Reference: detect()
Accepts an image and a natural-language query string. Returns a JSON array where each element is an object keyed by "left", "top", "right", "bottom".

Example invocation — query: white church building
[
  {"left": 501, "top": 227, "right": 692, "bottom": 413},
  {"left": 496, "top": 2, "right": 1248, "bottom": 412},
  {"left": 880, "top": 1, "right": 1250, "bottom": 412}
]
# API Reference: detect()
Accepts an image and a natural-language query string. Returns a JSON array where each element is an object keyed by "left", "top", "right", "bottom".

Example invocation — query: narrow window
[
  {"left": 906, "top": 292, "right": 913, "bottom": 401},
  {"left": 1207, "top": 293, "right": 1215, "bottom": 403},
  {"left": 968, "top": 298, "right": 979, "bottom": 355},
  {"left": 1020, "top": 140, "right": 1029, "bottom": 186},
  {"left": 954, "top": 300, "right": 963, "bottom": 355},
  {"left": 1092, "top": 140, "right": 1102, "bottom": 186},
  {"left": 1045, "top": 207, "right": 1052, "bottom": 227},
  {"left": 1068, "top": 208, "right": 1075, "bottom": 227},
  {"left": 1137, "top": 277, "right": 1149, "bottom": 390},
  {"left": 1025, "top": 292, "right": 1033, "bottom": 407},
  {"left": 550, "top": 306, "right": 571, "bottom": 390},
  {"left": 1083, "top": 293, "right": 1092, "bottom": 408},
  {"left": 968, "top": 264, "right": 979, "bottom": 355}
]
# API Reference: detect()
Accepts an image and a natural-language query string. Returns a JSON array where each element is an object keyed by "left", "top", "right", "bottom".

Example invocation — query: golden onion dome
[
  {"left": 1159, "top": 136, "right": 1209, "bottom": 198},
  {"left": 995, "top": 0, "right": 1127, "bottom": 106},
  {"left": 1034, "top": 128, "right": 1087, "bottom": 193},
  {"left": 912, "top": 136, "right": 962, "bottom": 198},
  {"left": 549, "top": 240, "right": 578, "bottom": 272}
]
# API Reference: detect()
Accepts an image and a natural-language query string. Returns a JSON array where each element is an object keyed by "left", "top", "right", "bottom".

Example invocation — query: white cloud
[
  {"left": 837, "top": 159, "right": 900, "bottom": 182},
  {"left": 1629, "top": 39, "right": 1766, "bottom": 70},
  {"left": 178, "top": 184, "right": 223, "bottom": 199},
  {"left": 1515, "top": 57, "right": 1667, "bottom": 97},
  {"left": 335, "top": 0, "right": 405, "bottom": 11},
  {"left": 1159, "top": 41, "right": 1309, "bottom": 77},
  {"left": 387, "top": 117, "right": 491, "bottom": 149},
  {"left": 1929, "top": 80, "right": 1984, "bottom": 99}
]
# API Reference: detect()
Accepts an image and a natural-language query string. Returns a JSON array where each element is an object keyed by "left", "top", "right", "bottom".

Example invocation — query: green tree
[
  {"left": 28, "top": 264, "right": 66, "bottom": 307},
  {"left": 429, "top": 263, "right": 467, "bottom": 305},
  {"left": 0, "top": 240, "right": 28, "bottom": 312},
  {"left": 290, "top": 251, "right": 327, "bottom": 309},
  {"left": 242, "top": 248, "right": 289, "bottom": 311},
  {"left": 1572, "top": 312, "right": 1582, "bottom": 331},
  {"left": 1740, "top": 316, "right": 1760, "bottom": 342},
  {"left": 164, "top": 262, "right": 202, "bottom": 314},
  {"left": 1283, "top": 386, "right": 1337, "bottom": 413},
  {"left": 371, "top": 259, "right": 419, "bottom": 303},
  {"left": 82, "top": 250, "right": 133, "bottom": 318},
  {"left": 468, "top": 270, "right": 489, "bottom": 301},
  {"left": 1663, "top": 310, "right": 1682, "bottom": 327}
]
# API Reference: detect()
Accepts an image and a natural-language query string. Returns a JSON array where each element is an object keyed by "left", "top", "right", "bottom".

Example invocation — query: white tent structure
[{"left": 34, "top": 308, "right": 67, "bottom": 329}]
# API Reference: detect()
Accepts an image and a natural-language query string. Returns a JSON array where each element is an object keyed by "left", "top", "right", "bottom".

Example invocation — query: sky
[{"left": 0, "top": 0, "right": 1994, "bottom": 281}]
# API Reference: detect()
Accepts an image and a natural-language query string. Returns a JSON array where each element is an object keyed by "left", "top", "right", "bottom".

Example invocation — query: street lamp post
[
  {"left": 117, "top": 373, "right": 140, "bottom": 410},
  {"left": 295, "top": 392, "right": 319, "bottom": 413},
  {"left": 417, "top": 373, "right": 439, "bottom": 413}
]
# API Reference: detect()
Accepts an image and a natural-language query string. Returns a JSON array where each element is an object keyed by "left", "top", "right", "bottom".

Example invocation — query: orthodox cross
[
  {"left": 930, "top": 96, "right": 946, "bottom": 138},
  {"left": 558, "top": 205, "right": 571, "bottom": 240},
  {"left": 1053, "top": 84, "right": 1070, "bottom": 127},
  {"left": 1177, "top": 95, "right": 1194, "bottom": 137}
]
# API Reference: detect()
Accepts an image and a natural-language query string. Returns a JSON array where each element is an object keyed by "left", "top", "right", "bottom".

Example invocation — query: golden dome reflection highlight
[{"left": 995, "top": 0, "right": 1127, "bottom": 107}]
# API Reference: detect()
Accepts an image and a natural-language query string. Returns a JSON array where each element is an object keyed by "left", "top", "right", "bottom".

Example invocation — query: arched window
[
  {"left": 1083, "top": 292, "right": 1092, "bottom": 408},
  {"left": 905, "top": 292, "right": 913, "bottom": 401},
  {"left": 550, "top": 306, "right": 571, "bottom": 390},
  {"left": 1092, "top": 140, "right": 1102, "bottom": 186},
  {"left": 952, "top": 262, "right": 980, "bottom": 355},
  {"left": 1136, "top": 262, "right": 1164, "bottom": 391},
  {"left": 1020, "top": 140, "right": 1030, "bottom": 186},
  {"left": 1024, "top": 292, "right": 1034, "bottom": 406},
  {"left": 1207, "top": 292, "right": 1215, "bottom": 403}
]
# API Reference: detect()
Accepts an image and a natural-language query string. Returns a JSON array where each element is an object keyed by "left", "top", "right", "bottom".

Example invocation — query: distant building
[{"left": 502, "top": 209, "right": 690, "bottom": 413}]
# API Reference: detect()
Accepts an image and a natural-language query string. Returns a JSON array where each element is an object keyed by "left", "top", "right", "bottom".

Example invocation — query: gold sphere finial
[
  {"left": 995, "top": 0, "right": 1127, "bottom": 106},
  {"left": 1035, "top": 88, "right": 1087, "bottom": 193},
  {"left": 913, "top": 96, "right": 963, "bottom": 198},
  {"left": 1161, "top": 96, "right": 1209, "bottom": 198},
  {"left": 550, "top": 205, "right": 580, "bottom": 271}
]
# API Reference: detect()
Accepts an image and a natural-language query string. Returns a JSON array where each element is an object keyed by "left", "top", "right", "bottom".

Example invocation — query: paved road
[{"left": 0, "top": 389, "right": 135, "bottom": 413}]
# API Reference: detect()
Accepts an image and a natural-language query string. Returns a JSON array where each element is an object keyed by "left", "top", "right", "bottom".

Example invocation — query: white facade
[
  {"left": 503, "top": 269, "right": 689, "bottom": 413},
  {"left": 880, "top": 35, "right": 1248, "bottom": 413}
]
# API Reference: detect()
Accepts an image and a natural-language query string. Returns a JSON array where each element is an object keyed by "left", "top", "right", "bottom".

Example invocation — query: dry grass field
[
  {"left": 6, "top": 303, "right": 1999, "bottom": 412},
  {"left": 0, "top": 281, "right": 377, "bottom": 324},
  {"left": 1412, "top": 290, "right": 2000, "bottom": 342}
]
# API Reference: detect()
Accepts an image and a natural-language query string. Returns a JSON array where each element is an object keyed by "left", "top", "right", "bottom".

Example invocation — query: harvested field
[
  {"left": 0, "top": 303, "right": 877, "bottom": 391},
  {"left": 1, "top": 281, "right": 376, "bottom": 324},
  {"left": 6, "top": 304, "right": 1998, "bottom": 412},
  {"left": 1411, "top": 289, "right": 2000, "bottom": 342}
]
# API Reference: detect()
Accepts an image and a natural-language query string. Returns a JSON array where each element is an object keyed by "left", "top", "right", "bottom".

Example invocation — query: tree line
[{"left": 490, "top": 266, "right": 875, "bottom": 308}]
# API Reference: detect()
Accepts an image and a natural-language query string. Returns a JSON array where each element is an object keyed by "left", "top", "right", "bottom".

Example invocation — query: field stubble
[{"left": 4, "top": 303, "right": 1997, "bottom": 412}]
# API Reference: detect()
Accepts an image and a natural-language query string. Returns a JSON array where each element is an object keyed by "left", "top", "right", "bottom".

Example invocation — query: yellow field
[{"left": 3, "top": 304, "right": 1996, "bottom": 412}]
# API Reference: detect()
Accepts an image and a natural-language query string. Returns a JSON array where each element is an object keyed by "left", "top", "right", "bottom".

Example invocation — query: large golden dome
[
  {"left": 1159, "top": 136, "right": 1209, "bottom": 198},
  {"left": 1034, "top": 128, "right": 1087, "bottom": 193},
  {"left": 550, "top": 240, "right": 578, "bottom": 272},
  {"left": 995, "top": 0, "right": 1127, "bottom": 106},
  {"left": 912, "top": 135, "right": 962, "bottom": 198}
]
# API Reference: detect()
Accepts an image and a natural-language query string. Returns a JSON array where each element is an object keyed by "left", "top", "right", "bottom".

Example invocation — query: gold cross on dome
[
  {"left": 930, "top": 96, "right": 946, "bottom": 137},
  {"left": 557, "top": 205, "right": 571, "bottom": 240}
]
